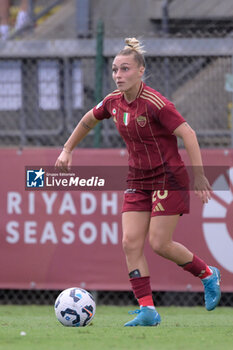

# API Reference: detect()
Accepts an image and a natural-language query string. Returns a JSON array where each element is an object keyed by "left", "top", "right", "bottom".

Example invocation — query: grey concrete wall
[{"left": 90, "top": 0, "right": 157, "bottom": 37}]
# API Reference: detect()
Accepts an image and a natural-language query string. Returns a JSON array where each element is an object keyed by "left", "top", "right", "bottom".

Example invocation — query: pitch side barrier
[{"left": 0, "top": 148, "right": 232, "bottom": 291}]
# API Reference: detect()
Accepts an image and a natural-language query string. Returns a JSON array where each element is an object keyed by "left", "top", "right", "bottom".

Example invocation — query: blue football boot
[
  {"left": 202, "top": 266, "right": 221, "bottom": 311},
  {"left": 124, "top": 306, "right": 161, "bottom": 327}
]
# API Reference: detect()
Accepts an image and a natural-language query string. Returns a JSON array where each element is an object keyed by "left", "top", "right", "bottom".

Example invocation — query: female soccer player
[{"left": 55, "top": 38, "right": 221, "bottom": 327}]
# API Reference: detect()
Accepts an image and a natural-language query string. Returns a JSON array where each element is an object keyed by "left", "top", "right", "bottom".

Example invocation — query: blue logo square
[{"left": 26, "top": 168, "right": 45, "bottom": 188}]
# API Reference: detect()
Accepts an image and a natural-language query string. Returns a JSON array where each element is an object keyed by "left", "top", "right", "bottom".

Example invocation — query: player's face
[{"left": 112, "top": 55, "right": 144, "bottom": 93}]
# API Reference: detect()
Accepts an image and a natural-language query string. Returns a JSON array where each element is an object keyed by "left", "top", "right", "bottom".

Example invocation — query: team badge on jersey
[
  {"left": 137, "top": 115, "right": 147, "bottom": 127},
  {"left": 123, "top": 112, "right": 130, "bottom": 126},
  {"left": 112, "top": 108, "right": 117, "bottom": 123}
]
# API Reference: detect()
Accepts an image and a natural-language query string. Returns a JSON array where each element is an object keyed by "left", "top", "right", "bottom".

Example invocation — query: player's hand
[
  {"left": 55, "top": 149, "right": 72, "bottom": 173},
  {"left": 194, "top": 174, "right": 212, "bottom": 204}
]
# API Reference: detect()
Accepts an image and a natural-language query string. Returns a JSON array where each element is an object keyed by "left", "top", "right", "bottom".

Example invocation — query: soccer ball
[{"left": 54, "top": 287, "right": 96, "bottom": 327}]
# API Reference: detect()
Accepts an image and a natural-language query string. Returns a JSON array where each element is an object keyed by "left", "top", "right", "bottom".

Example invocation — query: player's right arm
[{"left": 55, "top": 109, "right": 99, "bottom": 171}]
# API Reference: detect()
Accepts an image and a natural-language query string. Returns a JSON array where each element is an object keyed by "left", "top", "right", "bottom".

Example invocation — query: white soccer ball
[{"left": 54, "top": 287, "right": 96, "bottom": 327}]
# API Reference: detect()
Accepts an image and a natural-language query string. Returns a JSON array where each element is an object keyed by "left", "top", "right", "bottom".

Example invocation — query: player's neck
[{"left": 123, "top": 81, "right": 142, "bottom": 104}]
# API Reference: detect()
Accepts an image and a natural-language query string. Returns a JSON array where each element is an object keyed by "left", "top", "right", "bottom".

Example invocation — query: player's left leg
[{"left": 148, "top": 215, "right": 221, "bottom": 311}]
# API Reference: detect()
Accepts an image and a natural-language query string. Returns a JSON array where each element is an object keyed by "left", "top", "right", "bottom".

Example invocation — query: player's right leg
[{"left": 122, "top": 210, "right": 161, "bottom": 326}]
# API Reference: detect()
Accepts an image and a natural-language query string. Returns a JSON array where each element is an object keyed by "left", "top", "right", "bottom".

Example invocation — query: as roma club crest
[{"left": 137, "top": 115, "right": 147, "bottom": 127}]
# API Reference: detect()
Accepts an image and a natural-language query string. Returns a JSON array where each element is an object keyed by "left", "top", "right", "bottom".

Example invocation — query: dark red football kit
[{"left": 93, "top": 82, "right": 190, "bottom": 215}]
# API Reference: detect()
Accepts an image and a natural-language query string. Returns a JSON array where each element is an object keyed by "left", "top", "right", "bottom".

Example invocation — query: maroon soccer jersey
[{"left": 93, "top": 82, "right": 189, "bottom": 190}]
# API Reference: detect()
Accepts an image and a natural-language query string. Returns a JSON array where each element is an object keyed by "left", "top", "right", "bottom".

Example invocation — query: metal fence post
[
  {"left": 28, "top": 0, "right": 35, "bottom": 23},
  {"left": 94, "top": 20, "right": 104, "bottom": 148},
  {"left": 162, "top": 0, "right": 173, "bottom": 99},
  {"left": 76, "top": 0, "right": 90, "bottom": 37},
  {"left": 232, "top": 55, "right": 233, "bottom": 148}
]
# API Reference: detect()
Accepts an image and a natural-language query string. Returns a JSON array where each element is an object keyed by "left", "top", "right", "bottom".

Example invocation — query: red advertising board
[{"left": 0, "top": 148, "right": 232, "bottom": 292}]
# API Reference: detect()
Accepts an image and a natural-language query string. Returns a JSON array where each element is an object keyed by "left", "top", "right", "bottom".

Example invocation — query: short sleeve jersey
[{"left": 93, "top": 82, "right": 189, "bottom": 190}]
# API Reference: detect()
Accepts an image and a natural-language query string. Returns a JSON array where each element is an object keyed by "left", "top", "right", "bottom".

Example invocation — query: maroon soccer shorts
[{"left": 122, "top": 189, "right": 190, "bottom": 216}]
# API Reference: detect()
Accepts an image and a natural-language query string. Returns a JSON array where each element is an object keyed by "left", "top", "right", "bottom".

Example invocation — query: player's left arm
[{"left": 173, "top": 122, "right": 212, "bottom": 203}]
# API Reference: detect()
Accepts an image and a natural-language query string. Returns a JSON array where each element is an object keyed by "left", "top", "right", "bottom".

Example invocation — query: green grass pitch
[{"left": 0, "top": 305, "right": 232, "bottom": 350}]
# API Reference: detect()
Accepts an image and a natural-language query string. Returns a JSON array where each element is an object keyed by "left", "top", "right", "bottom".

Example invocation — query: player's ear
[{"left": 139, "top": 66, "right": 145, "bottom": 76}]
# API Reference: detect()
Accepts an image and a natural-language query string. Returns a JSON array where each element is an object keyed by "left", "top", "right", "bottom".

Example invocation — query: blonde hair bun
[{"left": 124, "top": 37, "right": 146, "bottom": 54}]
